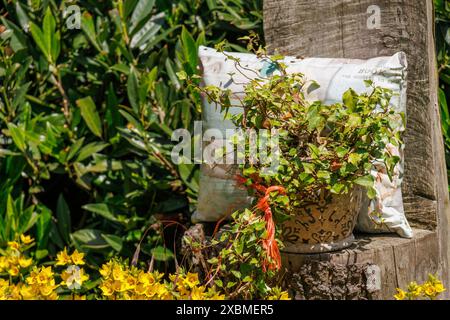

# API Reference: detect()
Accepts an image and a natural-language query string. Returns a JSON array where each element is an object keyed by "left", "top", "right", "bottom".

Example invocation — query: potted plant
[{"left": 183, "top": 46, "right": 403, "bottom": 256}]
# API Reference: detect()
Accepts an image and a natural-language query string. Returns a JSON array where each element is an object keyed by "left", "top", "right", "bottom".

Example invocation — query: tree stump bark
[{"left": 264, "top": 0, "right": 450, "bottom": 299}]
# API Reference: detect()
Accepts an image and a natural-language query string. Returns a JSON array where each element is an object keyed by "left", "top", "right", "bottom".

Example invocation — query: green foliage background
[
  {"left": 0, "top": 0, "right": 262, "bottom": 265},
  {"left": 1, "top": 0, "right": 450, "bottom": 269},
  {"left": 436, "top": 0, "right": 450, "bottom": 190}
]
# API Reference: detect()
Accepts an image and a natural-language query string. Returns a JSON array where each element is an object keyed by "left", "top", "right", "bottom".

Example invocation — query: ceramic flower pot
[{"left": 281, "top": 187, "right": 364, "bottom": 253}]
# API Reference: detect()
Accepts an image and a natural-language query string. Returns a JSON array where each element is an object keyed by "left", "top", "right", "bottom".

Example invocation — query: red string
[{"left": 236, "top": 175, "right": 285, "bottom": 272}]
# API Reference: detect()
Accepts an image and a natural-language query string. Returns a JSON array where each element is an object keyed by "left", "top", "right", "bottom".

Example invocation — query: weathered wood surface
[
  {"left": 264, "top": 0, "right": 450, "bottom": 299},
  {"left": 282, "top": 229, "right": 438, "bottom": 299}
]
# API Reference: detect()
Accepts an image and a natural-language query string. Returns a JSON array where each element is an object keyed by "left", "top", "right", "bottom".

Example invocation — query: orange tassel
[{"left": 236, "top": 176, "right": 285, "bottom": 272}]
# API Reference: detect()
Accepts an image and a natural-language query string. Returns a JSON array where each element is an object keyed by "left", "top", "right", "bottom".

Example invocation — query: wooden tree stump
[{"left": 264, "top": 0, "right": 450, "bottom": 299}]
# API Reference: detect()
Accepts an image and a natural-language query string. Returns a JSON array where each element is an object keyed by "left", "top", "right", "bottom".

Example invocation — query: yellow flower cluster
[
  {"left": 54, "top": 247, "right": 89, "bottom": 290},
  {"left": 0, "top": 266, "right": 58, "bottom": 300},
  {"left": 1, "top": 234, "right": 287, "bottom": 300},
  {"left": 266, "top": 287, "right": 290, "bottom": 300},
  {"left": 0, "top": 235, "right": 34, "bottom": 277},
  {"left": 56, "top": 248, "right": 86, "bottom": 266},
  {"left": 98, "top": 259, "right": 224, "bottom": 300},
  {"left": 395, "top": 274, "right": 446, "bottom": 300}
]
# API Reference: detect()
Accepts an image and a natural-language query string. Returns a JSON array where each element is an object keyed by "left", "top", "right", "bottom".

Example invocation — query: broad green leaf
[
  {"left": 52, "top": 31, "right": 61, "bottom": 63},
  {"left": 15, "top": 2, "right": 30, "bottom": 31},
  {"left": 43, "top": 7, "right": 58, "bottom": 62},
  {"left": 151, "top": 246, "right": 174, "bottom": 261},
  {"left": 130, "top": 0, "right": 155, "bottom": 29},
  {"left": 354, "top": 175, "right": 375, "bottom": 188},
  {"left": 127, "top": 68, "right": 140, "bottom": 114},
  {"left": 6, "top": 194, "right": 16, "bottom": 239},
  {"left": 336, "top": 146, "right": 349, "bottom": 158},
  {"left": 348, "top": 153, "right": 362, "bottom": 166},
  {"left": 71, "top": 229, "right": 109, "bottom": 249},
  {"left": 101, "top": 234, "right": 123, "bottom": 252},
  {"left": 181, "top": 26, "right": 198, "bottom": 72},
  {"left": 67, "top": 137, "right": 85, "bottom": 162},
  {"left": 82, "top": 203, "right": 118, "bottom": 222},
  {"left": 130, "top": 12, "right": 164, "bottom": 49},
  {"left": 19, "top": 208, "right": 39, "bottom": 234},
  {"left": 343, "top": 89, "right": 358, "bottom": 110},
  {"left": 307, "top": 80, "right": 320, "bottom": 94},
  {"left": 81, "top": 12, "right": 101, "bottom": 52},
  {"left": 76, "top": 142, "right": 109, "bottom": 162},
  {"left": 6, "top": 123, "right": 26, "bottom": 152},
  {"left": 178, "top": 163, "right": 199, "bottom": 193},
  {"left": 367, "top": 186, "right": 377, "bottom": 199},
  {"left": 35, "top": 249, "right": 49, "bottom": 260},
  {"left": 123, "top": 0, "right": 139, "bottom": 18},
  {"left": 165, "top": 58, "right": 180, "bottom": 90},
  {"left": 141, "top": 26, "right": 178, "bottom": 53},
  {"left": 30, "top": 22, "right": 49, "bottom": 60},
  {"left": 36, "top": 205, "right": 52, "bottom": 250},
  {"left": 12, "top": 82, "right": 30, "bottom": 112},
  {"left": 85, "top": 160, "right": 123, "bottom": 173},
  {"left": 0, "top": 18, "right": 27, "bottom": 52},
  {"left": 56, "top": 194, "right": 71, "bottom": 243},
  {"left": 76, "top": 96, "right": 103, "bottom": 138},
  {"left": 317, "top": 170, "right": 331, "bottom": 180}
]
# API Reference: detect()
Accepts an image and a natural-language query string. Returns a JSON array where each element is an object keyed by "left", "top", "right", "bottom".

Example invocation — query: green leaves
[
  {"left": 0, "top": 0, "right": 264, "bottom": 264},
  {"left": 180, "top": 27, "right": 198, "bottom": 75},
  {"left": 127, "top": 68, "right": 141, "bottom": 114},
  {"left": 151, "top": 246, "right": 174, "bottom": 262},
  {"left": 82, "top": 203, "right": 118, "bottom": 222},
  {"left": 76, "top": 97, "right": 103, "bottom": 138},
  {"left": 353, "top": 175, "right": 375, "bottom": 188},
  {"left": 6, "top": 123, "right": 26, "bottom": 152},
  {"left": 343, "top": 88, "right": 358, "bottom": 110},
  {"left": 56, "top": 195, "right": 71, "bottom": 243},
  {"left": 130, "top": 0, "right": 155, "bottom": 29},
  {"left": 29, "top": 7, "right": 60, "bottom": 63},
  {"left": 198, "top": 48, "right": 402, "bottom": 210}
]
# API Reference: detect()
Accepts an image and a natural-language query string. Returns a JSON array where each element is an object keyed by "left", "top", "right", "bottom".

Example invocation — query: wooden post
[{"left": 264, "top": 0, "right": 450, "bottom": 299}]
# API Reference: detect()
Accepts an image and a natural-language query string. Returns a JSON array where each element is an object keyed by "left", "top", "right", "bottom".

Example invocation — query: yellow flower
[
  {"left": 19, "top": 285, "right": 35, "bottom": 300},
  {"left": 423, "top": 283, "right": 436, "bottom": 297},
  {"left": 20, "top": 235, "right": 34, "bottom": 245},
  {"left": 205, "top": 287, "right": 226, "bottom": 300},
  {"left": 112, "top": 279, "right": 127, "bottom": 293},
  {"left": 99, "top": 280, "right": 114, "bottom": 297},
  {"left": 0, "top": 256, "right": 9, "bottom": 271},
  {"left": 61, "top": 265, "right": 89, "bottom": 290},
  {"left": 154, "top": 283, "right": 169, "bottom": 298},
  {"left": 112, "top": 265, "right": 125, "bottom": 281},
  {"left": 278, "top": 291, "right": 290, "bottom": 300},
  {"left": 8, "top": 265, "right": 20, "bottom": 277},
  {"left": 191, "top": 285, "right": 206, "bottom": 300},
  {"left": 134, "top": 284, "right": 147, "bottom": 296},
  {"left": 184, "top": 272, "right": 199, "bottom": 288},
  {"left": 435, "top": 283, "right": 446, "bottom": 294},
  {"left": 56, "top": 248, "right": 71, "bottom": 266},
  {"left": 18, "top": 256, "right": 33, "bottom": 268},
  {"left": 8, "top": 284, "right": 21, "bottom": 300},
  {"left": 138, "top": 272, "right": 156, "bottom": 286},
  {"left": 394, "top": 288, "right": 407, "bottom": 300},
  {"left": 407, "top": 282, "right": 422, "bottom": 298},
  {"left": 7, "top": 241, "right": 20, "bottom": 251},
  {"left": 124, "top": 275, "right": 137, "bottom": 290},
  {"left": 70, "top": 250, "right": 85, "bottom": 266},
  {"left": 99, "top": 262, "right": 113, "bottom": 278},
  {"left": 39, "top": 284, "right": 56, "bottom": 297}
]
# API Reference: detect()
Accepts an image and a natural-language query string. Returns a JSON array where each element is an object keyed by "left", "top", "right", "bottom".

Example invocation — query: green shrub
[
  {"left": 436, "top": 0, "right": 450, "bottom": 189},
  {"left": 0, "top": 0, "right": 262, "bottom": 265}
]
